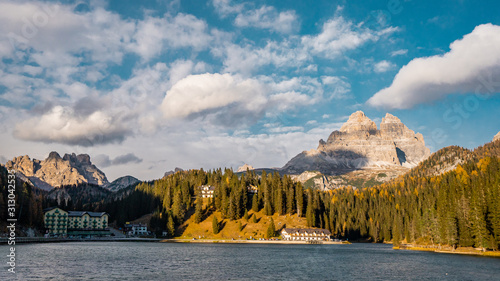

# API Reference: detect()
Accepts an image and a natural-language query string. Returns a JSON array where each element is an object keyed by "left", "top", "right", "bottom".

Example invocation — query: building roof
[
  {"left": 199, "top": 185, "right": 215, "bottom": 191},
  {"left": 68, "top": 211, "right": 108, "bottom": 217},
  {"left": 282, "top": 228, "right": 331, "bottom": 235},
  {"left": 44, "top": 207, "right": 108, "bottom": 218},
  {"left": 68, "top": 211, "right": 87, "bottom": 217},
  {"left": 87, "top": 212, "right": 108, "bottom": 217}
]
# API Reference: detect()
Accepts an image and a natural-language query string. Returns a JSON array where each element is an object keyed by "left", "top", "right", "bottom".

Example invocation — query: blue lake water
[{"left": 1, "top": 242, "right": 499, "bottom": 280}]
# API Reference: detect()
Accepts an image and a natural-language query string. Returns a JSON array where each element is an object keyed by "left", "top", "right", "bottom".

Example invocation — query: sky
[{"left": 1, "top": 0, "right": 500, "bottom": 181}]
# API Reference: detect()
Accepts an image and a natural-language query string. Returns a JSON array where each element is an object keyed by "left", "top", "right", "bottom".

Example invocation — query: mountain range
[
  {"left": 3, "top": 110, "right": 498, "bottom": 192},
  {"left": 4, "top": 152, "right": 138, "bottom": 192}
]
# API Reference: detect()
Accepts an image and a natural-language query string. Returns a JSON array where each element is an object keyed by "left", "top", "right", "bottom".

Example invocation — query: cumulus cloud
[
  {"left": 234, "top": 5, "right": 298, "bottom": 34},
  {"left": 373, "top": 60, "right": 395, "bottom": 73},
  {"left": 212, "top": 0, "right": 298, "bottom": 33},
  {"left": 160, "top": 73, "right": 268, "bottom": 126},
  {"left": 160, "top": 73, "right": 321, "bottom": 127},
  {"left": 217, "top": 40, "right": 310, "bottom": 74},
  {"left": 0, "top": 1, "right": 135, "bottom": 64},
  {"left": 94, "top": 153, "right": 143, "bottom": 168},
  {"left": 129, "top": 13, "right": 214, "bottom": 61},
  {"left": 13, "top": 105, "right": 131, "bottom": 146},
  {"left": 368, "top": 24, "right": 500, "bottom": 109},
  {"left": 302, "top": 16, "right": 398, "bottom": 59}
]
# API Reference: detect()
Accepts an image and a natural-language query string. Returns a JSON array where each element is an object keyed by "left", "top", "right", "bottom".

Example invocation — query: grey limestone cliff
[
  {"left": 6, "top": 152, "right": 108, "bottom": 190},
  {"left": 282, "top": 111, "right": 430, "bottom": 175}
]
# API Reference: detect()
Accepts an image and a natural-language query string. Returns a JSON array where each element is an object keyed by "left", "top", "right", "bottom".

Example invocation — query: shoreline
[
  {"left": 0, "top": 237, "right": 347, "bottom": 245},
  {"left": 160, "top": 238, "right": 346, "bottom": 244},
  {"left": 394, "top": 245, "right": 500, "bottom": 258}
]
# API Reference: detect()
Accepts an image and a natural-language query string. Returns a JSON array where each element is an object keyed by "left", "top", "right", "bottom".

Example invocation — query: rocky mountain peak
[
  {"left": 339, "top": 111, "right": 378, "bottom": 134},
  {"left": 494, "top": 131, "right": 500, "bottom": 142},
  {"left": 47, "top": 151, "right": 62, "bottom": 161},
  {"left": 237, "top": 164, "right": 254, "bottom": 172},
  {"left": 6, "top": 151, "right": 108, "bottom": 190},
  {"left": 77, "top": 154, "right": 91, "bottom": 165},
  {"left": 282, "top": 111, "right": 431, "bottom": 175},
  {"left": 381, "top": 113, "right": 401, "bottom": 124}
]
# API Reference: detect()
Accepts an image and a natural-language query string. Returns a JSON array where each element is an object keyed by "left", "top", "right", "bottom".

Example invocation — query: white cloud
[
  {"left": 321, "top": 76, "right": 351, "bottom": 99},
  {"left": 373, "top": 60, "right": 395, "bottom": 73},
  {"left": 302, "top": 16, "right": 397, "bottom": 59},
  {"left": 160, "top": 73, "right": 320, "bottom": 127},
  {"left": 368, "top": 24, "right": 500, "bottom": 109},
  {"left": 160, "top": 73, "right": 268, "bottom": 125},
  {"left": 0, "top": 1, "right": 135, "bottom": 64},
  {"left": 13, "top": 105, "right": 131, "bottom": 146},
  {"left": 234, "top": 5, "right": 298, "bottom": 34},
  {"left": 129, "top": 13, "right": 214, "bottom": 61},
  {"left": 212, "top": 0, "right": 245, "bottom": 17},
  {"left": 213, "top": 0, "right": 298, "bottom": 33},
  {"left": 217, "top": 40, "right": 310, "bottom": 74},
  {"left": 391, "top": 49, "right": 408, "bottom": 56}
]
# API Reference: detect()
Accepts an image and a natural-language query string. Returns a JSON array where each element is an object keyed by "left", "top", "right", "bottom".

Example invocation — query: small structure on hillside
[
  {"left": 199, "top": 185, "right": 215, "bottom": 198},
  {"left": 281, "top": 228, "right": 331, "bottom": 241},
  {"left": 247, "top": 185, "right": 258, "bottom": 194}
]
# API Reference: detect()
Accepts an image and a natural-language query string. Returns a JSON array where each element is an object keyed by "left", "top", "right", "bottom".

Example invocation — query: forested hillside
[
  {"left": 3, "top": 140, "right": 499, "bottom": 251},
  {"left": 0, "top": 166, "right": 45, "bottom": 231},
  {"left": 108, "top": 141, "right": 500, "bottom": 250}
]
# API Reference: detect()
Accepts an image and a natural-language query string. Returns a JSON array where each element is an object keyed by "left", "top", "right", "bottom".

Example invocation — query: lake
[{"left": 1, "top": 242, "right": 499, "bottom": 280}]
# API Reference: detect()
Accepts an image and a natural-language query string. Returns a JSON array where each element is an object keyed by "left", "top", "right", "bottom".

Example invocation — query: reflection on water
[{"left": 1, "top": 242, "right": 499, "bottom": 280}]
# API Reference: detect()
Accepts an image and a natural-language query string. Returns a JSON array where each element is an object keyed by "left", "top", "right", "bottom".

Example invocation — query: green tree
[
  {"left": 296, "top": 182, "right": 304, "bottom": 217},
  {"left": 167, "top": 213, "right": 175, "bottom": 238},
  {"left": 194, "top": 196, "right": 203, "bottom": 224},
  {"left": 243, "top": 209, "right": 249, "bottom": 221},
  {"left": 212, "top": 215, "right": 220, "bottom": 234},
  {"left": 266, "top": 217, "right": 276, "bottom": 239},
  {"left": 252, "top": 194, "right": 259, "bottom": 212},
  {"left": 252, "top": 214, "right": 257, "bottom": 223},
  {"left": 306, "top": 191, "right": 315, "bottom": 227},
  {"left": 172, "top": 189, "right": 185, "bottom": 223}
]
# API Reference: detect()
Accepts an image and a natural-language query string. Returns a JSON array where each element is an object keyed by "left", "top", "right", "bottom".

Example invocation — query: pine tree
[
  {"left": 238, "top": 221, "right": 243, "bottom": 232},
  {"left": 266, "top": 217, "right": 276, "bottom": 239},
  {"left": 306, "top": 191, "right": 315, "bottom": 227},
  {"left": 252, "top": 214, "right": 257, "bottom": 223},
  {"left": 296, "top": 182, "right": 304, "bottom": 217},
  {"left": 252, "top": 194, "right": 259, "bottom": 212},
  {"left": 243, "top": 209, "right": 249, "bottom": 221},
  {"left": 212, "top": 215, "right": 219, "bottom": 235},
  {"left": 167, "top": 213, "right": 175, "bottom": 238},
  {"left": 172, "top": 189, "right": 185, "bottom": 223},
  {"left": 194, "top": 196, "right": 203, "bottom": 224},
  {"left": 393, "top": 216, "right": 401, "bottom": 247}
]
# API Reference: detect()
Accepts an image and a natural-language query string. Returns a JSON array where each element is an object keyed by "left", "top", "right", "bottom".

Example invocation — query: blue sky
[{"left": 0, "top": 0, "right": 499, "bottom": 181}]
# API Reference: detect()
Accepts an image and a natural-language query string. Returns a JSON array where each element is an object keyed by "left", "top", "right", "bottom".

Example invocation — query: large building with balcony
[
  {"left": 281, "top": 228, "right": 331, "bottom": 241},
  {"left": 43, "top": 207, "right": 110, "bottom": 237}
]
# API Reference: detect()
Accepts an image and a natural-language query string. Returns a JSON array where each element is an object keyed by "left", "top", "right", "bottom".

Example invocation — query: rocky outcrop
[
  {"left": 494, "top": 131, "right": 500, "bottom": 142},
  {"left": 104, "top": 176, "right": 140, "bottom": 192},
  {"left": 282, "top": 111, "right": 430, "bottom": 175},
  {"left": 6, "top": 152, "right": 108, "bottom": 190},
  {"left": 164, "top": 167, "right": 184, "bottom": 178},
  {"left": 237, "top": 164, "right": 254, "bottom": 172}
]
